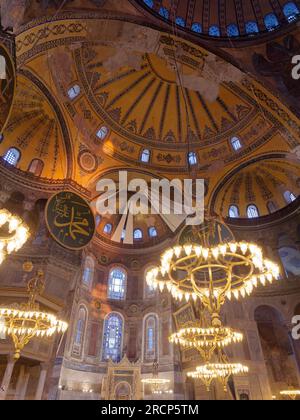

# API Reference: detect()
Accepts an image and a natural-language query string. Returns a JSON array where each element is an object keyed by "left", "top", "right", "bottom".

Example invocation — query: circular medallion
[
  {"left": 45, "top": 191, "right": 95, "bottom": 250},
  {"left": 78, "top": 150, "right": 98, "bottom": 173}
]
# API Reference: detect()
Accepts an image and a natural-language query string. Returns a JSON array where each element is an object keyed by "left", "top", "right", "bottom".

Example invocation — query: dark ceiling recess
[{"left": 135, "top": 0, "right": 300, "bottom": 40}]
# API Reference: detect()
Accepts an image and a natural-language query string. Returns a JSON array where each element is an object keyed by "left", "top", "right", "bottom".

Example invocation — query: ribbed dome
[{"left": 136, "top": 0, "right": 300, "bottom": 39}]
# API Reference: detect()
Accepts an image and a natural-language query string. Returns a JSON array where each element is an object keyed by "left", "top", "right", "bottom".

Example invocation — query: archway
[
  {"left": 254, "top": 305, "right": 299, "bottom": 395},
  {"left": 115, "top": 382, "right": 132, "bottom": 400}
]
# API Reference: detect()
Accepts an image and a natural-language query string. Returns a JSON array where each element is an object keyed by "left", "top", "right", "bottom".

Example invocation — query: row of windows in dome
[
  {"left": 74, "top": 308, "right": 159, "bottom": 363},
  {"left": 143, "top": 1, "right": 299, "bottom": 36},
  {"left": 229, "top": 192, "right": 297, "bottom": 219},
  {"left": 82, "top": 265, "right": 156, "bottom": 300},
  {"left": 141, "top": 137, "right": 243, "bottom": 166},
  {"left": 101, "top": 221, "right": 158, "bottom": 241}
]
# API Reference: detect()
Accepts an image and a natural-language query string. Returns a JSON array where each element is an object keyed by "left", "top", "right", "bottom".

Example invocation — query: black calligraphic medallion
[{"left": 45, "top": 191, "right": 95, "bottom": 250}]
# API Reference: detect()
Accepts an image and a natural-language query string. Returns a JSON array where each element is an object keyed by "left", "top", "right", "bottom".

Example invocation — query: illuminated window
[
  {"left": 134, "top": 229, "right": 143, "bottom": 240},
  {"left": 176, "top": 17, "right": 185, "bottom": 27},
  {"left": 103, "top": 223, "right": 113, "bottom": 234},
  {"left": 141, "top": 149, "right": 151, "bottom": 163},
  {"left": 143, "top": 314, "right": 158, "bottom": 362},
  {"left": 148, "top": 227, "right": 157, "bottom": 238},
  {"left": 245, "top": 21, "right": 259, "bottom": 34},
  {"left": 3, "top": 148, "right": 20, "bottom": 166},
  {"left": 267, "top": 201, "right": 278, "bottom": 214},
  {"left": 283, "top": 2, "right": 299, "bottom": 22},
  {"left": 188, "top": 152, "right": 198, "bottom": 166},
  {"left": 0, "top": 316, "right": 6, "bottom": 340},
  {"left": 96, "top": 126, "right": 109, "bottom": 141},
  {"left": 0, "top": 134, "right": 4, "bottom": 143},
  {"left": 159, "top": 7, "right": 169, "bottom": 19},
  {"left": 95, "top": 215, "right": 101, "bottom": 228},
  {"left": 102, "top": 313, "right": 123, "bottom": 362},
  {"left": 264, "top": 13, "right": 280, "bottom": 31},
  {"left": 82, "top": 256, "right": 94, "bottom": 288},
  {"left": 229, "top": 205, "right": 240, "bottom": 218},
  {"left": 192, "top": 23, "right": 202, "bottom": 33},
  {"left": 108, "top": 268, "right": 127, "bottom": 300},
  {"left": 247, "top": 205, "right": 260, "bottom": 219},
  {"left": 67, "top": 84, "right": 81, "bottom": 100},
  {"left": 227, "top": 24, "right": 239, "bottom": 37},
  {"left": 284, "top": 191, "right": 297, "bottom": 204},
  {"left": 209, "top": 25, "right": 221, "bottom": 37},
  {"left": 72, "top": 306, "right": 87, "bottom": 356},
  {"left": 231, "top": 137, "right": 242, "bottom": 151},
  {"left": 143, "top": 0, "right": 153, "bottom": 7}
]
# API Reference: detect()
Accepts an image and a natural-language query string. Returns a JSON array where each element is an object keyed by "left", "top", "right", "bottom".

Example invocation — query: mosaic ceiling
[
  {"left": 0, "top": 9, "right": 300, "bottom": 245},
  {"left": 135, "top": 0, "right": 300, "bottom": 39}
]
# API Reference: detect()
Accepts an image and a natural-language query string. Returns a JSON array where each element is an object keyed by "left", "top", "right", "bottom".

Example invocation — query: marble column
[
  {"left": 19, "top": 371, "right": 30, "bottom": 400},
  {"left": 0, "top": 354, "right": 16, "bottom": 400},
  {"left": 34, "top": 363, "right": 48, "bottom": 400},
  {"left": 14, "top": 365, "right": 25, "bottom": 400}
]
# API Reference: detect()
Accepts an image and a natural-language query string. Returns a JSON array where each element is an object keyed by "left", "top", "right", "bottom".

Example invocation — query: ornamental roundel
[{"left": 78, "top": 149, "right": 99, "bottom": 173}]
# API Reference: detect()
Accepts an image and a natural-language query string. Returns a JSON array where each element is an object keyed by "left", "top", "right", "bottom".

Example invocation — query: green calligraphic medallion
[{"left": 45, "top": 191, "right": 95, "bottom": 250}]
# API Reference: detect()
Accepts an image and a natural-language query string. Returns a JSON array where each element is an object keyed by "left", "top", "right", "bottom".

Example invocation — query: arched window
[
  {"left": 95, "top": 215, "right": 101, "bottom": 228},
  {"left": 102, "top": 313, "right": 123, "bottom": 362},
  {"left": 67, "top": 84, "right": 81, "bottom": 100},
  {"left": 245, "top": 21, "right": 259, "bottom": 34},
  {"left": 103, "top": 223, "right": 113, "bottom": 235},
  {"left": 82, "top": 256, "right": 94, "bottom": 288},
  {"left": 176, "top": 17, "right": 185, "bottom": 27},
  {"left": 141, "top": 149, "right": 151, "bottom": 163},
  {"left": 159, "top": 7, "right": 169, "bottom": 19},
  {"left": 284, "top": 191, "right": 297, "bottom": 204},
  {"left": 3, "top": 148, "right": 20, "bottom": 166},
  {"left": 0, "top": 134, "right": 4, "bottom": 143},
  {"left": 108, "top": 268, "right": 127, "bottom": 300},
  {"left": 229, "top": 205, "right": 240, "bottom": 218},
  {"left": 143, "top": 314, "right": 159, "bottom": 362},
  {"left": 247, "top": 204, "right": 260, "bottom": 219},
  {"left": 134, "top": 229, "right": 143, "bottom": 240},
  {"left": 72, "top": 306, "right": 87, "bottom": 356},
  {"left": 188, "top": 152, "right": 198, "bottom": 166},
  {"left": 209, "top": 25, "right": 221, "bottom": 37},
  {"left": 143, "top": 0, "right": 153, "bottom": 8},
  {"left": 231, "top": 137, "right": 242, "bottom": 151},
  {"left": 0, "top": 55, "right": 6, "bottom": 79},
  {"left": 28, "top": 159, "right": 44, "bottom": 177},
  {"left": 264, "top": 13, "right": 280, "bottom": 31},
  {"left": 96, "top": 126, "right": 109, "bottom": 141},
  {"left": 192, "top": 23, "right": 202, "bottom": 33},
  {"left": 148, "top": 227, "right": 158, "bottom": 238},
  {"left": 227, "top": 24, "right": 239, "bottom": 37},
  {"left": 283, "top": 2, "right": 299, "bottom": 22},
  {"left": 267, "top": 201, "right": 278, "bottom": 214}
]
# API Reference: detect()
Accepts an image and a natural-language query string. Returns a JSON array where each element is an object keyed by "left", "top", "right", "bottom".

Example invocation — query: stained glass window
[
  {"left": 264, "top": 13, "right": 280, "bottom": 31},
  {"left": 143, "top": 314, "right": 158, "bottom": 361},
  {"left": 3, "top": 148, "right": 20, "bottom": 166},
  {"left": 229, "top": 205, "right": 240, "bottom": 218},
  {"left": 102, "top": 313, "right": 123, "bottom": 362},
  {"left": 108, "top": 268, "right": 127, "bottom": 300},
  {"left": 283, "top": 2, "right": 299, "bottom": 22},
  {"left": 247, "top": 205, "right": 260, "bottom": 219}
]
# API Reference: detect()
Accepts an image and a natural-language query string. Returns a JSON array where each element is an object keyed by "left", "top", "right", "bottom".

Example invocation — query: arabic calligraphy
[{"left": 45, "top": 192, "right": 95, "bottom": 250}]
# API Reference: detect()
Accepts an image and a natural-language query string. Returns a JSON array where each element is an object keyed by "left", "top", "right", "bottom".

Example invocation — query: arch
[
  {"left": 72, "top": 305, "right": 88, "bottom": 357},
  {"left": 148, "top": 226, "right": 158, "bottom": 238},
  {"left": 3, "top": 147, "right": 21, "bottom": 166},
  {"left": 102, "top": 312, "right": 124, "bottom": 362},
  {"left": 254, "top": 305, "right": 298, "bottom": 389},
  {"left": 133, "top": 229, "right": 143, "bottom": 240},
  {"left": 108, "top": 267, "right": 127, "bottom": 300},
  {"left": 143, "top": 313, "right": 159, "bottom": 362},
  {"left": 28, "top": 159, "right": 44, "bottom": 177},
  {"left": 140, "top": 149, "right": 151, "bottom": 163},
  {"left": 115, "top": 381, "right": 132, "bottom": 400}
]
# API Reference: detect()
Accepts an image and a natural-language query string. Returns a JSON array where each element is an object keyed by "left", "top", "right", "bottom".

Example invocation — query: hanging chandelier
[
  {"left": 188, "top": 362, "right": 249, "bottom": 392},
  {"left": 146, "top": 218, "right": 280, "bottom": 326},
  {"left": 0, "top": 264, "right": 68, "bottom": 359},
  {"left": 169, "top": 324, "right": 243, "bottom": 362},
  {"left": 280, "top": 390, "right": 300, "bottom": 400},
  {"left": 141, "top": 362, "right": 171, "bottom": 395},
  {"left": 0, "top": 209, "right": 30, "bottom": 265}
]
